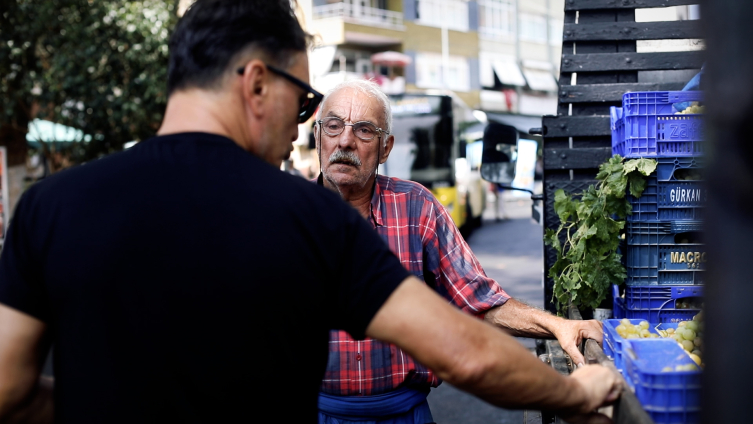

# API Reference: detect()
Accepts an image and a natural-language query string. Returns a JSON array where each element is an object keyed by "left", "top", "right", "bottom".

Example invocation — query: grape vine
[{"left": 544, "top": 155, "right": 657, "bottom": 315}]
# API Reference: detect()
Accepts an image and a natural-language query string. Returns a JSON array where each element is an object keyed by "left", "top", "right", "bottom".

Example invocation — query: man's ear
[
  {"left": 239, "top": 59, "right": 269, "bottom": 118},
  {"left": 379, "top": 134, "right": 395, "bottom": 164},
  {"left": 313, "top": 122, "right": 321, "bottom": 157}
]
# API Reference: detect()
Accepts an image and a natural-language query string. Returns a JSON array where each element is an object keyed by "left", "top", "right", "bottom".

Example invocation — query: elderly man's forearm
[{"left": 484, "top": 298, "right": 562, "bottom": 338}]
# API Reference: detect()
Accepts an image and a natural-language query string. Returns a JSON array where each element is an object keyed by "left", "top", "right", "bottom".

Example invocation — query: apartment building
[{"left": 307, "top": 0, "right": 565, "bottom": 115}]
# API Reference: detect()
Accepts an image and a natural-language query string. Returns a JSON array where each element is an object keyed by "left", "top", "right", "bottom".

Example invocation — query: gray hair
[{"left": 316, "top": 79, "right": 392, "bottom": 136}]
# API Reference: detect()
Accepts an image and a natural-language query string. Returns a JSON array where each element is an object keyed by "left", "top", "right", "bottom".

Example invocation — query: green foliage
[
  {"left": 1, "top": 0, "right": 179, "bottom": 162},
  {"left": 543, "top": 155, "right": 657, "bottom": 315}
]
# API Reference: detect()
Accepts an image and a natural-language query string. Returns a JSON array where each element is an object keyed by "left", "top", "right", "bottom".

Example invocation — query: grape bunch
[
  {"left": 661, "top": 311, "right": 704, "bottom": 368},
  {"left": 615, "top": 319, "right": 660, "bottom": 340},
  {"left": 614, "top": 311, "right": 705, "bottom": 370},
  {"left": 678, "top": 101, "right": 704, "bottom": 114}
]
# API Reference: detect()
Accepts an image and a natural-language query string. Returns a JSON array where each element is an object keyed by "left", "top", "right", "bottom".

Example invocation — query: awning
[
  {"left": 485, "top": 113, "right": 543, "bottom": 135},
  {"left": 309, "top": 45, "right": 337, "bottom": 77},
  {"left": 522, "top": 69, "right": 558, "bottom": 92},
  {"left": 371, "top": 51, "right": 411, "bottom": 67},
  {"left": 26, "top": 119, "right": 91, "bottom": 145},
  {"left": 492, "top": 60, "right": 527, "bottom": 87}
]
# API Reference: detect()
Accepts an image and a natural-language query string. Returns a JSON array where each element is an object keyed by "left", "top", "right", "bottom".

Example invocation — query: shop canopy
[{"left": 26, "top": 119, "right": 91, "bottom": 148}]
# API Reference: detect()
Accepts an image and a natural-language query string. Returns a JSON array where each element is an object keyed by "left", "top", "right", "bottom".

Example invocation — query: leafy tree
[{"left": 1, "top": 0, "right": 180, "bottom": 169}]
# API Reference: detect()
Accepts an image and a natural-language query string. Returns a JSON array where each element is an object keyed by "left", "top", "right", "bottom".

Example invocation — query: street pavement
[{"left": 427, "top": 191, "right": 546, "bottom": 423}]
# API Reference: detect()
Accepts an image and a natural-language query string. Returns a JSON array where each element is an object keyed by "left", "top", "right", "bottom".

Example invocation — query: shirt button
[{"left": 356, "top": 354, "right": 362, "bottom": 361}]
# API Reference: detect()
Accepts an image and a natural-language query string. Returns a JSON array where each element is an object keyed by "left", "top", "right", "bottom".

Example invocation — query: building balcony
[{"left": 313, "top": 2, "right": 404, "bottom": 30}]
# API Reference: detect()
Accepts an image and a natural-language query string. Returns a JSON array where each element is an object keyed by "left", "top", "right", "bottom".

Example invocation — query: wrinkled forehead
[{"left": 321, "top": 87, "right": 385, "bottom": 127}]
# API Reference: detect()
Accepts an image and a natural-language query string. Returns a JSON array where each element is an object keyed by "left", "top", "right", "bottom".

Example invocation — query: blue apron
[{"left": 318, "top": 387, "right": 434, "bottom": 424}]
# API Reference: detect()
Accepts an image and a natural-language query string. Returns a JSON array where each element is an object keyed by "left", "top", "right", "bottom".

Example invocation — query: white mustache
[{"left": 328, "top": 150, "right": 362, "bottom": 166}]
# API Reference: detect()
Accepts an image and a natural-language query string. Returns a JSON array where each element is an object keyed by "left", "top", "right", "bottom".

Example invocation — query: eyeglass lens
[
  {"left": 300, "top": 94, "right": 318, "bottom": 123},
  {"left": 322, "top": 118, "right": 379, "bottom": 140}
]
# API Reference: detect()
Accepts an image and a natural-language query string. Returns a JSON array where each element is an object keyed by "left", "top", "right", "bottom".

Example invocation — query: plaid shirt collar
[{"left": 315, "top": 173, "right": 384, "bottom": 227}]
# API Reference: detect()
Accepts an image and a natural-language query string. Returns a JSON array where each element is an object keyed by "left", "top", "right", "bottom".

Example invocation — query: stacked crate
[
  {"left": 610, "top": 91, "right": 705, "bottom": 323},
  {"left": 608, "top": 91, "right": 705, "bottom": 424}
]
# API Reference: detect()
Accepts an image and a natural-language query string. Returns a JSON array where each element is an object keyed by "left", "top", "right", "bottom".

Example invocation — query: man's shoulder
[
  {"left": 376, "top": 175, "right": 434, "bottom": 199},
  {"left": 29, "top": 149, "right": 134, "bottom": 196}
]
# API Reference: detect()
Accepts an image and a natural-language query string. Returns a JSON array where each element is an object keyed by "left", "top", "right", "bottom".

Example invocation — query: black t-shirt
[{"left": 0, "top": 133, "right": 409, "bottom": 423}]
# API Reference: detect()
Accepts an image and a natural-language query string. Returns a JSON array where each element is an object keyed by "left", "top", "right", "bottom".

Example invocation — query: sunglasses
[{"left": 237, "top": 64, "right": 323, "bottom": 123}]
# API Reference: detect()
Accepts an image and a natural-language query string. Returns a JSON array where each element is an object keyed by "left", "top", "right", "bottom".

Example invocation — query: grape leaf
[{"left": 545, "top": 156, "right": 656, "bottom": 315}]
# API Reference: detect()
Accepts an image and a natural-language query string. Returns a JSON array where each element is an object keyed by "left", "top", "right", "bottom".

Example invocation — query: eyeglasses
[
  {"left": 316, "top": 117, "right": 389, "bottom": 141},
  {"left": 236, "top": 63, "right": 323, "bottom": 123}
]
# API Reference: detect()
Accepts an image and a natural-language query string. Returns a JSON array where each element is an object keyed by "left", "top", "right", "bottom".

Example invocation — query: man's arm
[
  {"left": 366, "top": 277, "right": 621, "bottom": 421},
  {"left": 484, "top": 299, "right": 603, "bottom": 366},
  {"left": 0, "top": 303, "right": 53, "bottom": 424}
]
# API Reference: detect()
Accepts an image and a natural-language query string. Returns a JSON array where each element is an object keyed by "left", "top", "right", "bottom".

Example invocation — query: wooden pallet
[{"left": 541, "top": 0, "right": 703, "bottom": 315}]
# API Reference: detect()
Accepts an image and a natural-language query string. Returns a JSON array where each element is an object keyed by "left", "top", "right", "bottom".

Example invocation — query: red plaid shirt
[{"left": 319, "top": 175, "right": 510, "bottom": 396}]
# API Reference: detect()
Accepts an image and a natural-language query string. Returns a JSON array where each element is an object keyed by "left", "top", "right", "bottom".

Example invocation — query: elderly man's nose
[{"left": 338, "top": 126, "right": 357, "bottom": 147}]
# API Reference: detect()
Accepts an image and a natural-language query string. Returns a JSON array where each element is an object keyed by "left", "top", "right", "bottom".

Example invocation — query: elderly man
[
  {"left": 0, "top": 1, "right": 619, "bottom": 423},
  {"left": 314, "top": 80, "right": 605, "bottom": 423}
]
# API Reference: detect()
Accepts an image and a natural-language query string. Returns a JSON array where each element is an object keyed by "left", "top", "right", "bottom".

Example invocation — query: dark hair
[{"left": 167, "top": 0, "right": 310, "bottom": 95}]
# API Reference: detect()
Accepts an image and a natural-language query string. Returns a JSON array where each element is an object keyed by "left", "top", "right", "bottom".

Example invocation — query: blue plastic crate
[
  {"left": 616, "top": 285, "right": 702, "bottom": 323},
  {"left": 625, "top": 220, "right": 705, "bottom": 285},
  {"left": 626, "top": 221, "right": 703, "bottom": 245},
  {"left": 628, "top": 157, "right": 706, "bottom": 223},
  {"left": 603, "top": 319, "right": 672, "bottom": 372},
  {"left": 611, "top": 91, "right": 704, "bottom": 158},
  {"left": 623, "top": 339, "right": 701, "bottom": 424}
]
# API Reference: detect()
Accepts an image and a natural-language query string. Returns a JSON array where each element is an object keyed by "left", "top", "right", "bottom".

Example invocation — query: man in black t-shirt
[{"left": 0, "top": 1, "right": 621, "bottom": 423}]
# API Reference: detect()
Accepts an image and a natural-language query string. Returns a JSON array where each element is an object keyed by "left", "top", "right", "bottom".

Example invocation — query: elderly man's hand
[{"left": 552, "top": 319, "right": 604, "bottom": 367}]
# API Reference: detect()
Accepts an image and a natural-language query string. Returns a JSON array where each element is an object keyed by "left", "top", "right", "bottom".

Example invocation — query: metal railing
[
  {"left": 416, "top": 0, "right": 469, "bottom": 32},
  {"left": 313, "top": 2, "right": 404, "bottom": 30}
]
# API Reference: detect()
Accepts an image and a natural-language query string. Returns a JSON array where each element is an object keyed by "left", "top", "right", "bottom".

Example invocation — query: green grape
[
  {"left": 693, "top": 337, "right": 702, "bottom": 347},
  {"left": 639, "top": 321, "right": 649, "bottom": 330},
  {"left": 688, "top": 354, "right": 702, "bottom": 366},
  {"left": 682, "top": 339, "right": 695, "bottom": 351},
  {"left": 682, "top": 329, "right": 697, "bottom": 341},
  {"left": 620, "top": 318, "right": 631, "bottom": 326},
  {"left": 640, "top": 329, "right": 651, "bottom": 338},
  {"left": 686, "top": 321, "right": 699, "bottom": 331},
  {"left": 675, "top": 364, "right": 698, "bottom": 372}
]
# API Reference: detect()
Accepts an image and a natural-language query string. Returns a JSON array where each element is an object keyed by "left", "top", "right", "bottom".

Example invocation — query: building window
[
  {"left": 478, "top": 0, "right": 515, "bottom": 40},
  {"left": 416, "top": 0, "right": 469, "bottom": 31},
  {"left": 416, "top": 52, "right": 470, "bottom": 92},
  {"left": 549, "top": 18, "right": 563, "bottom": 45},
  {"left": 519, "top": 13, "right": 547, "bottom": 44}
]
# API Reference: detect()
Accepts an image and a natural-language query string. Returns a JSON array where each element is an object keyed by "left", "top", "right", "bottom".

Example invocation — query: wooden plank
[
  {"left": 565, "top": 0, "right": 698, "bottom": 11},
  {"left": 542, "top": 115, "right": 611, "bottom": 137},
  {"left": 560, "top": 82, "right": 686, "bottom": 103},
  {"left": 569, "top": 303, "right": 584, "bottom": 320},
  {"left": 563, "top": 20, "right": 702, "bottom": 41},
  {"left": 562, "top": 51, "right": 704, "bottom": 72},
  {"left": 583, "top": 340, "right": 656, "bottom": 424},
  {"left": 545, "top": 147, "right": 613, "bottom": 170},
  {"left": 546, "top": 340, "right": 573, "bottom": 375}
]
